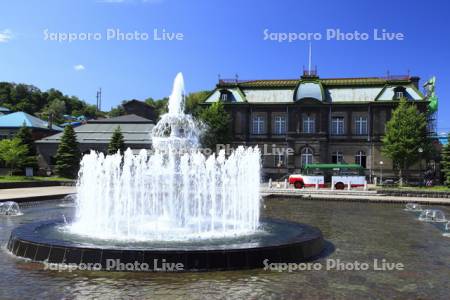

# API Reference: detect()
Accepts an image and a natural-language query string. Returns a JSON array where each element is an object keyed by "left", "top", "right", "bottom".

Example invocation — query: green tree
[
  {"left": 441, "top": 134, "right": 450, "bottom": 187},
  {"left": 15, "top": 123, "right": 36, "bottom": 156},
  {"left": 54, "top": 125, "right": 81, "bottom": 179},
  {"left": 108, "top": 126, "right": 126, "bottom": 155},
  {"left": 0, "top": 139, "right": 28, "bottom": 175},
  {"left": 108, "top": 102, "right": 126, "bottom": 117},
  {"left": 0, "top": 82, "right": 102, "bottom": 122},
  {"left": 382, "top": 98, "right": 429, "bottom": 186},
  {"left": 198, "top": 101, "right": 232, "bottom": 151},
  {"left": 15, "top": 123, "right": 38, "bottom": 169},
  {"left": 145, "top": 97, "right": 168, "bottom": 120},
  {"left": 42, "top": 98, "right": 66, "bottom": 124},
  {"left": 185, "top": 91, "right": 211, "bottom": 116}
]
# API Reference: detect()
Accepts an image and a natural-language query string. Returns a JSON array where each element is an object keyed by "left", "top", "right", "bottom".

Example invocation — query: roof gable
[
  {"left": 0, "top": 112, "right": 62, "bottom": 131},
  {"left": 206, "top": 76, "right": 424, "bottom": 104},
  {"left": 36, "top": 122, "right": 154, "bottom": 145}
]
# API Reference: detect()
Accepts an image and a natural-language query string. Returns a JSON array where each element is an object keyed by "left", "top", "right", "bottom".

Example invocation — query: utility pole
[{"left": 96, "top": 88, "right": 102, "bottom": 111}]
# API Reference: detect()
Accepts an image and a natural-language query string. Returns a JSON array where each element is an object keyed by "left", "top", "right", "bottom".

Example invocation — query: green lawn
[
  {"left": 376, "top": 185, "right": 450, "bottom": 192},
  {"left": 0, "top": 176, "right": 72, "bottom": 183}
]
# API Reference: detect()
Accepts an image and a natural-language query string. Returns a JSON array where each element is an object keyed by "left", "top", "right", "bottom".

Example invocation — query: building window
[
  {"left": 332, "top": 151, "right": 344, "bottom": 164},
  {"left": 220, "top": 92, "right": 228, "bottom": 101},
  {"left": 301, "top": 147, "right": 314, "bottom": 167},
  {"left": 303, "top": 116, "right": 315, "bottom": 133},
  {"left": 393, "top": 87, "right": 406, "bottom": 100},
  {"left": 274, "top": 115, "right": 286, "bottom": 135},
  {"left": 274, "top": 153, "right": 286, "bottom": 167},
  {"left": 252, "top": 115, "right": 265, "bottom": 135},
  {"left": 355, "top": 150, "right": 367, "bottom": 168},
  {"left": 355, "top": 116, "right": 368, "bottom": 135},
  {"left": 331, "top": 117, "right": 345, "bottom": 135}
]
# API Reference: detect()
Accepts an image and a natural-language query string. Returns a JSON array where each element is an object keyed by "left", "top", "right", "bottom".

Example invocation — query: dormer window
[
  {"left": 393, "top": 87, "right": 406, "bottom": 100},
  {"left": 219, "top": 90, "right": 232, "bottom": 102},
  {"left": 220, "top": 92, "right": 228, "bottom": 101}
]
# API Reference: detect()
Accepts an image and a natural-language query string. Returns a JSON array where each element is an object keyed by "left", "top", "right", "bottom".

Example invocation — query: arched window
[
  {"left": 301, "top": 147, "right": 314, "bottom": 167},
  {"left": 332, "top": 151, "right": 344, "bottom": 164},
  {"left": 355, "top": 150, "right": 366, "bottom": 168}
]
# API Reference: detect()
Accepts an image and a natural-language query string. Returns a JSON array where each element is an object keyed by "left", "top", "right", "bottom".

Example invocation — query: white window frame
[
  {"left": 274, "top": 153, "right": 286, "bottom": 167},
  {"left": 301, "top": 147, "right": 314, "bottom": 167},
  {"left": 355, "top": 116, "right": 368, "bottom": 135},
  {"left": 274, "top": 115, "right": 286, "bottom": 135},
  {"left": 220, "top": 92, "right": 228, "bottom": 101},
  {"left": 252, "top": 115, "right": 265, "bottom": 135},
  {"left": 332, "top": 151, "right": 344, "bottom": 164},
  {"left": 331, "top": 117, "right": 345, "bottom": 135},
  {"left": 395, "top": 91, "right": 404, "bottom": 99},
  {"left": 303, "top": 116, "right": 315, "bottom": 133},
  {"left": 355, "top": 150, "right": 366, "bottom": 167}
]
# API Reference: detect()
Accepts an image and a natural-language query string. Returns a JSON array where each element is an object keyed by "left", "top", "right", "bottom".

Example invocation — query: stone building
[{"left": 204, "top": 72, "right": 431, "bottom": 181}]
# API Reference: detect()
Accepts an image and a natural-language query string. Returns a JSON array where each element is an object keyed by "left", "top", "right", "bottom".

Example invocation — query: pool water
[{"left": 1, "top": 198, "right": 449, "bottom": 299}]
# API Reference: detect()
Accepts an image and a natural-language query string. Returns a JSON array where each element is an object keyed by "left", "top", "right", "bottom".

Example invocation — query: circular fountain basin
[{"left": 8, "top": 218, "right": 325, "bottom": 271}]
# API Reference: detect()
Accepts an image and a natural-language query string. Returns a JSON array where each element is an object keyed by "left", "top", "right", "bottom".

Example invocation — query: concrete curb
[
  {"left": 263, "top": 192, "right": 450, "bottom": 205},
  {"left": 0, "top": 181, "right": 75, "bottom": 190},
  {"left": 0, "top": 193, "right": 73, "bottom": 203}
]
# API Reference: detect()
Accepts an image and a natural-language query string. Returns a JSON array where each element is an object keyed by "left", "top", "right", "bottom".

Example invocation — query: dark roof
[
  {"left": 88, "top": 114, "right": 154, "bottom": 124},
  {"left": 123, "top": 99, "right": 150, "bottom": 107},
  {"left": 217, "top": 76, "right": 418, "bottom": 88}
]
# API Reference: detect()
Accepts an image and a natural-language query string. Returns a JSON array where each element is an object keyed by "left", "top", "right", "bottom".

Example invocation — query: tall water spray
[{"left": 69, "top": 73, "right": 261, "bottom": 241}]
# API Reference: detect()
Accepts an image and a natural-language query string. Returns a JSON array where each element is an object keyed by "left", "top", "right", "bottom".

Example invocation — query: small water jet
[
  {"left": 405, "top": 203, "right": 423, "bottom": 212},
  {"left": 58, "top": 195, "right": 76, "bottom": 208},
  {"left": 0, "top": 201, "right": 22, "bottom": 216},
  {"left": 419, "top": 209, "right": 446, "bottom": 223}
]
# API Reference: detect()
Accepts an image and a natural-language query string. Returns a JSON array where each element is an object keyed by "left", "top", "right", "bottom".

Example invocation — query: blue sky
[{"left": 1, "top": 0, "right": 449, "bottom": 131}]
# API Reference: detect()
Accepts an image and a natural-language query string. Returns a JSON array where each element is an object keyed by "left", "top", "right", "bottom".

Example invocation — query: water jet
[{"left": 8, "top": 73, "right": 324, "bottom": 271}]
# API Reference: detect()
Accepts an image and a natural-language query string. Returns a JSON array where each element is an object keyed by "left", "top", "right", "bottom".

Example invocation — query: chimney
[{"left": 410, "top": 76, "right": 420, "bottom": 89}]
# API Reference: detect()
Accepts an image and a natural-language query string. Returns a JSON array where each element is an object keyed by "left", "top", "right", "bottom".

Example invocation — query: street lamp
[
  {"left": 277, "top": 160, "right": 283, "bottom": 182},
  {"left": 418, "top": 147, "right": 423, "bottom": 185},
  {"left": 379, "top": 161, "right": 384, "bottom": 185}
]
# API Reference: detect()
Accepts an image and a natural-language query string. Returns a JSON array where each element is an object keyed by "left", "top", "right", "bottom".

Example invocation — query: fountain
[
  {"left": 0, "top": 201, "right": 22, "bottom": 216},
  {"left": 444, "top": 222, "right": 450, "bottom": 237},
  {"left": 418, "top": 209, "right": 447, "bottom": 223},
  {"left": 7, "top": 73, "right": 324, "bottom": 271},
  {"left": 404, "top": 203, "right": 423, "bottom": 212}
]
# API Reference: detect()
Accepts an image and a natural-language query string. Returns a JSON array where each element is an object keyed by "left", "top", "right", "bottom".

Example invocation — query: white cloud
[
  {"left": 74, "top": 64, "right": 86, "bottom": 71},
  {"left": 0, "top": 29, "right": 13, "bottom": 43}
]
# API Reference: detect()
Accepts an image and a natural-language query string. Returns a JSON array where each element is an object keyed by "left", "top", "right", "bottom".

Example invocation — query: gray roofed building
[{"left": 36, "top": 114, "right": 154, "bottom": 171}]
